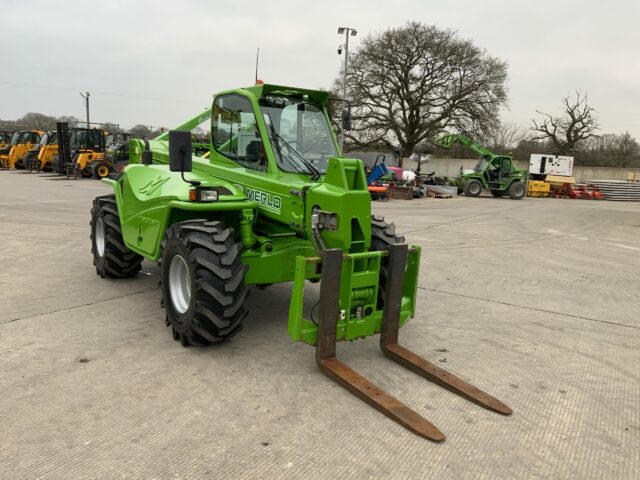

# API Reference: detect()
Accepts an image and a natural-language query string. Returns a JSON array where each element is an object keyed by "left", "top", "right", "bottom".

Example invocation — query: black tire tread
[
  {"left": 463, "top": 179, "right": 483, "bottom": 197},
  {"left": 91, "top": 195, "right": 143, "bottom": 278},
  {"left": 162, "top": 220, "right": 248, "bottom": 346},
  {"left": 92, "top": 161, "right": 109, "bottom": 179},
  {"left": 370, "top": 215, "right": 405, "bottom": 308},
  {"left": 508, "top": 181, "right": 526, "bottom": 200}
]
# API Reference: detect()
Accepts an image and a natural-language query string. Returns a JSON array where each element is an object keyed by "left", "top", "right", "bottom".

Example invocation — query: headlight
[{"left": 189, "top": 189, "right": 218, "bottom": 202}]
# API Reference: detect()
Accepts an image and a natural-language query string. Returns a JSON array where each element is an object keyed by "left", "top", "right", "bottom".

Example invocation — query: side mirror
[
  {"left": 341, "top": 108, "right": 352, "bottom": 131},
  {"left": 141, "top": 138, "right": 152, "bottom": 165},
  {"left": 169, "top": 130, "right": 192, "bottom": 172}
]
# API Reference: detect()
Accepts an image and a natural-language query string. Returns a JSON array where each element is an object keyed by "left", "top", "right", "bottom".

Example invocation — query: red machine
[
  {"left": 550, "top": 183, "right": 604, "bottom": 200},
  {"left": 368, "top": 183, "right": 392, "bottom": 201}
]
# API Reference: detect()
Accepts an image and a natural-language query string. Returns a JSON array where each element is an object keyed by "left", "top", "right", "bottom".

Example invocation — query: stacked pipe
[{"left": 584, "top": 180, "right": 640, "bottom": 202}]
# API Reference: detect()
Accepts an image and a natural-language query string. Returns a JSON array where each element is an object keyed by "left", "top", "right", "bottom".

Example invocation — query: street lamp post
[
  {"left": 80, "top": 91, "right": 90, "bottom": 129},
  {"left": 337, "top": 26, "right": 357, "bottom": 153}
]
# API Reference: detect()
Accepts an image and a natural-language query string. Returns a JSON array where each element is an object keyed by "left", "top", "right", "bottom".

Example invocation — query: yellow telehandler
[
  {"left": 0, "top": 130, "right": 44, "bottom": 169},
  {"left": 25, "top": 131, "right": 58, "bottom": 172},
  {"left": 51, "top": 124, "right": 107, "bottom": 178},
  {"left": 0, "top": 131, "right": 12, "bottom": 150}
]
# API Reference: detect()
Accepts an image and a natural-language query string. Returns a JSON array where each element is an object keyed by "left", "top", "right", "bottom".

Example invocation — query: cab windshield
[
  {"left": 71, "top": 130, "right": 90, "bottom": 150},
  {"left": 259, "top": 95, "right": 337, "bottom": 174},
  {"left": 70, "top": 129, "right": 103, "bottom": 151},
  {"left": 474, "top": 158, "right": 491, "bottom": 172},
  {"left": 10, "top": 132, "right": 20, "bottom": 145},
  {"left": 18, "top": 131, "right": 38, "bottom": 144},
  {"left": 0, "top": 132, "right": 10, "bottom": 143}
]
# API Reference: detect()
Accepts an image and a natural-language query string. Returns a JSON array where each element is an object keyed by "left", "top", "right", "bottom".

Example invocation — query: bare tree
[
  {"left": 482, "top": 122, "right": 530, "bottom": 153},
  {"left": 531, "top": 91, "right": 599, "bottom": 154},
  {"left": 560, "top": 132, "right": 639, "bottom": 167},
  {"left": 129, "top": 124, "right": 154, "bottom": 139},
  {"left": 334, "top": 22, "right": 508, "bottom": 158},
  {"left": 612, "top": 131, "right": 639, "bottom": 167}
]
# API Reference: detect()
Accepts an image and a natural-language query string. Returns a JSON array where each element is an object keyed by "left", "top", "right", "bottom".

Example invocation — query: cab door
[
  {"left": 500, "top": 157, "right": 513, "bottom": 180},
  {"left": 209, "top": 93, "right": 302, "bottom": 234}
]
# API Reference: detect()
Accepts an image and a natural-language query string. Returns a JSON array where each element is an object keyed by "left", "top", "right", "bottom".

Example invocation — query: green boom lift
[
  {"left": 90, "top": 84, "right": 511, "bottom": 441},
  {"left": 434, "top": 133, "right": 527, "bottom": 199}
]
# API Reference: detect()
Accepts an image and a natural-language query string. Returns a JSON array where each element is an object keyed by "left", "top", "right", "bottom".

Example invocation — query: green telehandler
[
  {"left": 434, "top": 133, "right": 527, "bottom": 199},
  {"left": 90, "top": 84, "right": 511, "bottom": 441}
]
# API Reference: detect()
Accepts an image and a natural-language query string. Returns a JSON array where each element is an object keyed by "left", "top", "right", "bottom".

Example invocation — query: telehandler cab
[
  {"left": 434, "top": 133, "right": 527, "bottom": 199},
  {"left": 90, "top": 84, "right": 511, "bottom": 441}
]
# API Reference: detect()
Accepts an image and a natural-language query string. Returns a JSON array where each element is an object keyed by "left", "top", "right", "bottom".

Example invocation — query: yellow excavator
[
  {"left": 51, "top": 125, "right": 107, "bottom": 178},
  {"left": 90, "top": 132, "right": 132, "bottom": 178},
  {"left": 0, "top": 131, "right": 12, "bottom": 150},
  {"left": 0, "top": 129, "right": 44, "bottom": 169},
  {"left": 68, "top": 128, "right": 108, "bottom": 178},
  {"left": 61, "top": 127, "right": 131, "bottom": 179},
  {"left": 25, "top": 131, "right": 58, "bottom": 172},
  {"left": 0, "top": 132, "right": 13, "bottom": 168}
]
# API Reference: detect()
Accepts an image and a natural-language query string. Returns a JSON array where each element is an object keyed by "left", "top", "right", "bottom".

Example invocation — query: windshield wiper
[
  {"left": 266, "top": 128, "right": 307, "bottom": 176},
  {"left": 271, "top": 130, "right": 322, "bottom": 180}
]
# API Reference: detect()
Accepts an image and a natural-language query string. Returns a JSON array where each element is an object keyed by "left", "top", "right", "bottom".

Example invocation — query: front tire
[
  {"left": 91, "top": 195, "right": 143, "bottom": 278},
  {"left": 463, "top": 179, "right": 483, "bottom": 197},
  {"left": 508, "top": 181, "right": 526, "bottom": 200},
  {"left": 92, "top": 161, "right": 110, "bottom": 179},
  {"left": 161, "top": 220, "right": 248, "bottom": 346}
]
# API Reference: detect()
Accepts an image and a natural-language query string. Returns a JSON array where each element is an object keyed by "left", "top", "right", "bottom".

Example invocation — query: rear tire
[
  {"left": 508, "top": 181, "right": 526, "bottom": 200},
  {"left": 161, "top": 220, "right": 248, "bottom": 346},
  {"left": 463, "top": 179, "right": 483, "bottom": 197},
  {"left": 370, "top": 215, "right": 405, "bottom": 308},
  {"left": 91, "top": 195, "right": 143, "bottom": 278}
]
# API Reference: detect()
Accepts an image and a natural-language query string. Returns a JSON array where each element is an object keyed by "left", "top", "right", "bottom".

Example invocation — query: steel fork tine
[
  {"left": 380, "top": 244, "right": 512, "bottom": 415},
  {"left": 316, "top": 249, "right": 446, "bottom": 441}
]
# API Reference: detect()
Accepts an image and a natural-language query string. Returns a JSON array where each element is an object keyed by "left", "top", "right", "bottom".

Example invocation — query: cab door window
[
  {"left": 488, "top": 158, "right": 502, "bottom": 181},
  {"left": 501, "top": 157, "right": 512, "bottom": 176},
  {"left": 212, "top": 94, "right": 266, "bottom": 172}
]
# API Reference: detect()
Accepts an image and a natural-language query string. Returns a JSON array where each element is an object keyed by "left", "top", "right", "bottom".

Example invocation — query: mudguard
[{"left": 103, "top": 164, "right": 257, "bottom": 259}]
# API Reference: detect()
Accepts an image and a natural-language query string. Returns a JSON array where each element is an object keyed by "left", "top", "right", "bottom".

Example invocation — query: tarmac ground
[{"left": 1, "top": 170, "right": 638, "bottom": 479}]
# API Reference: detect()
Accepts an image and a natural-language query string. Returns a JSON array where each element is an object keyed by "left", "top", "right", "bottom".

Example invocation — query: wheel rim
[
  {"left": 95, "top": 218, "right": 105, "bottom": 258},
  {"left": 98, "top": 166, "right": 108, "bottom": 177},
  {"left": 169, "top": 255, "right": 191, "bottom": 314},
  {"left": 470, "top": 183, "right": 481, "bottom": 195}
]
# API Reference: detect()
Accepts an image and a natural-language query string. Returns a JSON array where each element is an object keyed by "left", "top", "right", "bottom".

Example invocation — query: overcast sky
[{"left": 1, "top": 0, "right": 638, "bottom": 137}]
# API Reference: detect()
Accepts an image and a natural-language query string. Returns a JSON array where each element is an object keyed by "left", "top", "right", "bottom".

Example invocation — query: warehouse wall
[{"left": 569, "top": 166, "right": 640, "bottom": 182}]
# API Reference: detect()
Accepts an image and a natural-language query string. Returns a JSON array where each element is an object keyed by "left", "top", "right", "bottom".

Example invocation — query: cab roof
[{"left": 239, "top": 84, "right": 330, "bottom": 106}]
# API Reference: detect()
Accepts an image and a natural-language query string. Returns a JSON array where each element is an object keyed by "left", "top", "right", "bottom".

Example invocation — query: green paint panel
[{"left": 288, "top": 248, "right": 421, "bottom": 345}]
